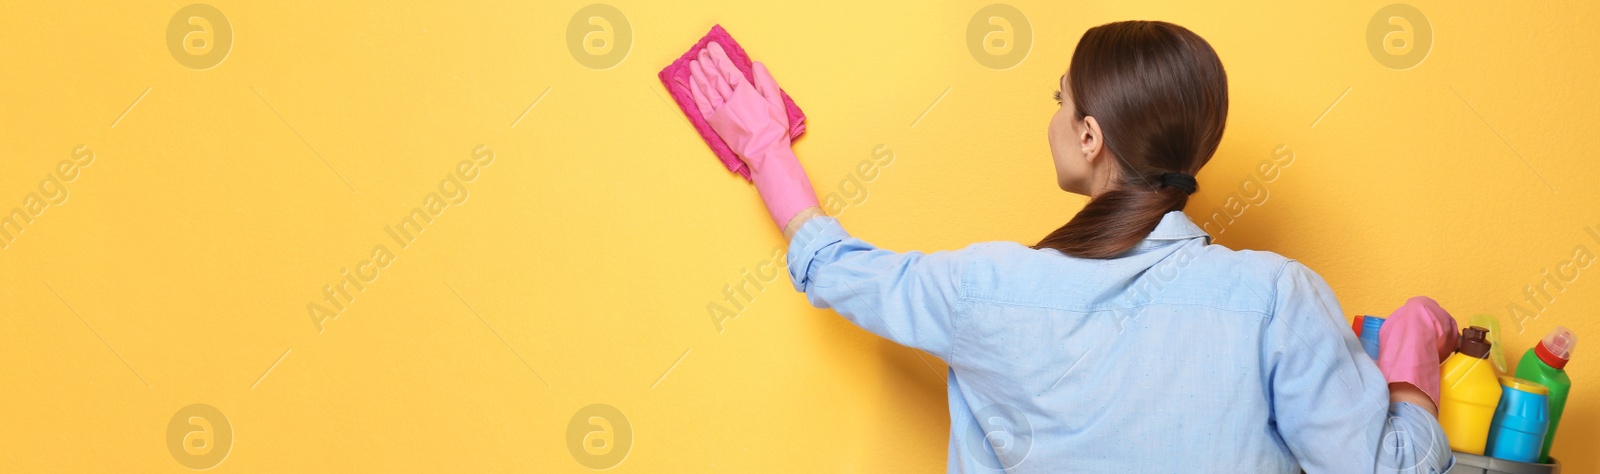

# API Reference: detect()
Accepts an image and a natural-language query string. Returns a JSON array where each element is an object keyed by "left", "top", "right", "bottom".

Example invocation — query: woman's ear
[{"left": 1080, "top": 115, "right": 1105, "bottom": 164}]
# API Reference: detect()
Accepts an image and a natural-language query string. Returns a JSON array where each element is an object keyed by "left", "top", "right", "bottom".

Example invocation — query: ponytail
[{"left": 1034, "top": 179, "right": 1194, "bottom": 259}]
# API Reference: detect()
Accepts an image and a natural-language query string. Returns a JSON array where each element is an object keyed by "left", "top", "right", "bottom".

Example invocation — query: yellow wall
[{"left": 1, "top": 0, "right": 1595, "bottom": 471}]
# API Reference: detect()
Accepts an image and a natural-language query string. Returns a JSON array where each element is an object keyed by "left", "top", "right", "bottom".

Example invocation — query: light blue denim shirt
[{"left": 786, "top": 211, "right": 1453, "bottom": 473}]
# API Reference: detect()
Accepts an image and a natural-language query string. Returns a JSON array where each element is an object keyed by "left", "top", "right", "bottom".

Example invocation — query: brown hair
[{"left": 1034, "top": 21, "right": 1228, "bottom": 258}]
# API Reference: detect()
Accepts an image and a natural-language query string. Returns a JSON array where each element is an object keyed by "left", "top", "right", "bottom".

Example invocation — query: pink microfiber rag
[{"left": 659, "top": 25, "right": 806, "bottom": 182}]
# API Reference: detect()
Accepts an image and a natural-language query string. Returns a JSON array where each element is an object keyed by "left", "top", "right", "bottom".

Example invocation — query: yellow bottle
[{"left": 1438, "top": 326, "right": 1503, "bottom": 454}]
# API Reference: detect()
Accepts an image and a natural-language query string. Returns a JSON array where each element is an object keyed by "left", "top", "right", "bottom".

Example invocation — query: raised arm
[{"left": 784, "top": 215, "right": 970, "bottom": 358}]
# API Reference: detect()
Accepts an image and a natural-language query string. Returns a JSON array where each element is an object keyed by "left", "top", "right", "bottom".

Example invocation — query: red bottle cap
[
  {"left": 1535, "top": 340, "right": 1569, "bottom": 370},
  {"left": 1534, "top": 326, "right": 1576, "bottom": 370},
  {"left": 1529, "top": 344, "right": 1568, "bottom": 369}
]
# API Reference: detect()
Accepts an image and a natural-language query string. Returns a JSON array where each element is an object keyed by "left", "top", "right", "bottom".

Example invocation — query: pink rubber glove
[
  {"left": 1376, "top": 296, "right": 1461, "bottom": 407},
  {"left": 687, "top": 42, "right": 819, "bottom": 231}
]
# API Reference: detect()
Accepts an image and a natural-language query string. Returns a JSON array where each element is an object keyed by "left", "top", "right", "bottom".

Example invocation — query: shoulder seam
[
  {"left": 1268, "top": 258, "right": 1297, "bottom": 322},
  {"left": 952, "top": 249, "right": 974, "bottom": 362}
]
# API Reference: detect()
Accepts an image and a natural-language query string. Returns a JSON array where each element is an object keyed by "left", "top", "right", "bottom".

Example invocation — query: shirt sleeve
[
  {"left": 785, "top": 216, "right": 968, "bottom": 359},
  {"left": 1263, "top": 260, "right": 1455, "bottom": 474}
]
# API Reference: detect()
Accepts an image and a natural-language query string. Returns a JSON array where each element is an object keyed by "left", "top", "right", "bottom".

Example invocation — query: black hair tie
[{"left": 1157, "top": 172, "right": 1197, "bottom": 195}]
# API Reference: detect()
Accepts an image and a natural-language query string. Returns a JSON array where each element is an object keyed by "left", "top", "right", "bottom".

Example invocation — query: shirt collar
[{"left": 1145, "top": 210, "right": 1211, "bottom": 245}]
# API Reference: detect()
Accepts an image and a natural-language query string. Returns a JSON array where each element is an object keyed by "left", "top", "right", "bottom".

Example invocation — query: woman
[{"left": 687, "top": 20, "right": 1458, "bottom": 473}]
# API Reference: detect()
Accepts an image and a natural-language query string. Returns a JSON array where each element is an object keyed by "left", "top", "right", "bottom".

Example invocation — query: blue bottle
[
  {"left": 1359, "top": 315, "right": 1386, "bottom": 360},
  {"left": 1485, "top": 376, "right": 1550, "bottom": 463}
]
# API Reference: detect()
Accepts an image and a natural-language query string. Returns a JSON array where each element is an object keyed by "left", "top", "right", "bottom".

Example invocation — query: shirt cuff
[{"left": 786, "top": 215, "right": 849, "bottom": 292}]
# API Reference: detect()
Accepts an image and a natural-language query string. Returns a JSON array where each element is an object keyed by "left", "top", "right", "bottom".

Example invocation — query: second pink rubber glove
[
  {"left": 687, "top": 43, "right": 819, "bottom": 231},
  {"left": 1376, "top": 296, "right": 1461, "bottom": 407}
]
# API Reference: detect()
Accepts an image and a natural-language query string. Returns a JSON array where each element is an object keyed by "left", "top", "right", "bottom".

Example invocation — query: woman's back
[{"left": 787, "top": 211, "right": 1445, "bottom": 472}]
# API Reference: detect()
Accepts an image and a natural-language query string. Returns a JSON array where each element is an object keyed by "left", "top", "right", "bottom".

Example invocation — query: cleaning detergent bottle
[
  {"left": 1359, "top": 315, "right": 1386, "bottom": 360},
  {"left": 1438, "top": 326, "right": 1502, "bottom": 455},
  {"left": 1514, "top": 326, "right": 1576, "bottom": 463},
  {"left": 1484, "top": 376, "right": 1549, "bottom": 463}
]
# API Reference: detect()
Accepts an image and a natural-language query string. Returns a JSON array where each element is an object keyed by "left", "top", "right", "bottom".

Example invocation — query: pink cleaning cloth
[{"left": 659, "top": 25, "right": 806, "bottom": 182}]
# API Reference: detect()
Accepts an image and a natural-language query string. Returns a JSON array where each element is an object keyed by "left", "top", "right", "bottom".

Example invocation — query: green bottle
[{"left": 1514, "top": 326, "right": 1577, "bottom": 463}]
